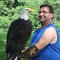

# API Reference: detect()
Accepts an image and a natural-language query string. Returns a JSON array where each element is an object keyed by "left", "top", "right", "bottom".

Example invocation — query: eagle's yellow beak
[{"left": 28, "top": 9, "right": 34, "bottom": 13}]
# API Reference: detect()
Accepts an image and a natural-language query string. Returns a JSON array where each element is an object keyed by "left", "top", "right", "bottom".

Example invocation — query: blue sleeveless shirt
[{"left": 28, "top": 23, "right": 60, "bottom": 60}]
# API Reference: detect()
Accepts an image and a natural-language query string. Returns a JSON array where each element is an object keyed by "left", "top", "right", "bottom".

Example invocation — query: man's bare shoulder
[
  {"left": 42, "top": 27, "right": 57, "bottom": 44},
  {"left": 44, "top": 27, "right": 57, "bottom": 37}
]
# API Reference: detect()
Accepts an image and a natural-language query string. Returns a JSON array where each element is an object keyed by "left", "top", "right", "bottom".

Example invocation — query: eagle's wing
[{"left": 6, "top": 18, "right": 32, "bottom": 60}]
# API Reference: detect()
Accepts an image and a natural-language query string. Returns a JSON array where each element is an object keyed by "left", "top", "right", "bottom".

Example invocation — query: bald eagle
[{"left": 6, "top": 8, "right": 33, "bottom": 60}]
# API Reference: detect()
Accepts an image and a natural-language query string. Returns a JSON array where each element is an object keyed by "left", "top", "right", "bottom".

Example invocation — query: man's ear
[{"left": 50, "top": 13, "right": 54, "bottom": 19}]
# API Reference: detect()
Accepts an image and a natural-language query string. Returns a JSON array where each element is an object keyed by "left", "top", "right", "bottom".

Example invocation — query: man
[{"left": 18, "top": 4, "right": 60, "bottom": 60}]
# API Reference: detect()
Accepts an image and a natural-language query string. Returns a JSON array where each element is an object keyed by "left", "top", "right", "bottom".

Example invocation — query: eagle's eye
[{"left": 26, "top": 8, "right": 29, "bottom": 11}]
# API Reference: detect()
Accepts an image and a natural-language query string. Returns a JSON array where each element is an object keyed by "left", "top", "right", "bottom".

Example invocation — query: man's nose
[{"left": 38, "top": 12, "right": 43, "bottom": 17}]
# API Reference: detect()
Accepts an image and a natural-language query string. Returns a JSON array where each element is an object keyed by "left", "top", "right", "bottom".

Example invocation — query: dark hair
[{"left": 40, "top": 4, "right": 54, "bottom": 14}]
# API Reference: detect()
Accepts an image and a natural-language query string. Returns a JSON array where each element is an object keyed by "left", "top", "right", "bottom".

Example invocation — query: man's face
[{"left": 38, "top": 7, "right": 53, "bottom": 22}]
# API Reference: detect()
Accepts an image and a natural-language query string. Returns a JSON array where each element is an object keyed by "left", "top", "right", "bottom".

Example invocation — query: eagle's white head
[{"left": 20, "top": 8, "right": 34, "bottom": 20}]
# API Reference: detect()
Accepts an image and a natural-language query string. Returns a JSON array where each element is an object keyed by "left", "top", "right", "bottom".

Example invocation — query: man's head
[
  {"left": 38, "top": 4, "right": 54, "bottom": 23},
  {"left": 40, "top": 4, "right": 54, "bottom": 14}
]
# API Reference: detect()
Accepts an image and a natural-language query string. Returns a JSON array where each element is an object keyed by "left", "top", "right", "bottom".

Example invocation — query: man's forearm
[{"left": 18, "top": 45, "right": 39, "bottom": 59}]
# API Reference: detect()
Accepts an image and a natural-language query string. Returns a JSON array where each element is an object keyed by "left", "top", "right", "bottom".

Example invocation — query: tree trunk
[{"left": 13, "top": 0, "right": 19, "bottom": 8}]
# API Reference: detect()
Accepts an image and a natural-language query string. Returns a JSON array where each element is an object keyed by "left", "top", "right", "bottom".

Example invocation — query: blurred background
[{"left": 0, "top": 0, "right": 60, "bottom": 60}]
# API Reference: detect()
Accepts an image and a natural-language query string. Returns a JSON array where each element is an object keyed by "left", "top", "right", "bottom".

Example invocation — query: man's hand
[{"left": 22, "top": 47, "right": 28, "bottom": 53}]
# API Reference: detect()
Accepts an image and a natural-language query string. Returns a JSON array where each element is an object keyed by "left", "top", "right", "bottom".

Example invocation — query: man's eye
[
  {"left": 39, "top": 11, "right": 49, "bottom": 14},
  {"left": 39, "top": 11, "right": 41, "bottom": 13},
  {"left": 43, "top": 11, "right": 46, "bottom": 13}
]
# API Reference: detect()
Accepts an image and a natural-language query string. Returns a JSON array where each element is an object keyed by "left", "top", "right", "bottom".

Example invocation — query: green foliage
[
  {"left": 55, "top": 20, "right": 60, "bottom": 33},
  {"left": 0, "top": 1, "right": 60, "bottom": 60},
  {"left": 0, "top": 32, "right": 7, "bottom": 60},
  {"left": 0, "top": 0, "right": 60, "bottom": 32}
]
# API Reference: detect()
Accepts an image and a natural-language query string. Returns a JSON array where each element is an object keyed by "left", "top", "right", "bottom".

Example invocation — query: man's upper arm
[{"left": 35, "top": 27, "right": 57, "bottom": 50}]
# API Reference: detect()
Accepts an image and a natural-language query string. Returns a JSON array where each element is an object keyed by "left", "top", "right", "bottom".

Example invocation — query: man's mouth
[{"left": 39, "top": 16, "right": 45, "bottom": 19}]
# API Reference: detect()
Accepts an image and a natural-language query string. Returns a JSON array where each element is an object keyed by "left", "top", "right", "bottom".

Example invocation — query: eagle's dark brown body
[{"left": 6, "top": 18, "right": 32, "bottom": 60}]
